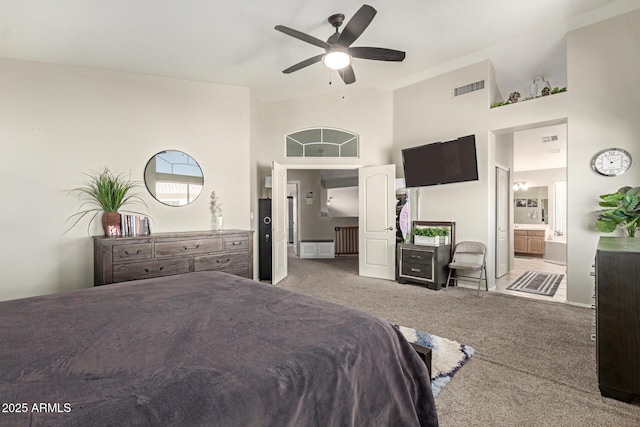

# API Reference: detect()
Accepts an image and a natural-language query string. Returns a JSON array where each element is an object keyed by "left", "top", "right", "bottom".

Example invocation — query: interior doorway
[
  {"left": 493, "top": 120, "right": 568, "bottom": 303},
  {"left": 274, "top": 164, "right": 398, "bottom": 282}
]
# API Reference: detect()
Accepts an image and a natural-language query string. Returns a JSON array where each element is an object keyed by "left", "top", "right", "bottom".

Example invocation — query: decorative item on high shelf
[
  {"left": 65, "top": 167, "right": 149, "bottom": 236},
  {"left": 413, "top": 227, "right": 451, "bottom": 246},
  {"left": 491, "top": 86, "right": 567, "bottom": 108},
  {"left": 508, "top": 91, "right": 521, "bottom": 103},
  {"left": 210, "top": 190, "right": 223, "bottom": 230}
]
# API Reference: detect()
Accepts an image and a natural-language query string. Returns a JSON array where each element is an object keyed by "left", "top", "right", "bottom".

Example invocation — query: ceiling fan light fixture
[{"left": 322, "top": 50, "right": 351, "bottom": 70}]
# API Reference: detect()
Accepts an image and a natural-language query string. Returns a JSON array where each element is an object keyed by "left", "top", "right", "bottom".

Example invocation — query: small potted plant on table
[{"left": 413, "top": 227, "right": 451, "bottom": 246}]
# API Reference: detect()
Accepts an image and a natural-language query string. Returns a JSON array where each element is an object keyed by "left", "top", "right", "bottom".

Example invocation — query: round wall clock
[{"left": 591, "top": 148, "right": 632, "bottom": 176}]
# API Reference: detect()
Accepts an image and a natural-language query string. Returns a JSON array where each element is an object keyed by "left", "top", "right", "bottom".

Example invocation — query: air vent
[
  {"left": 453, "top": 80, "right": 485, "bottom": 97},
  {"left": 541, "top": 135, "right": 559, "bottom": 143}
]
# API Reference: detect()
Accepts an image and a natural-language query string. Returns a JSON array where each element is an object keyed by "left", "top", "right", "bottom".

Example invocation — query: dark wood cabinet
[
  {"left": 595, "top": 237, "right": 640, "bottom": 403},
  {"left": 94, "top": 230, "right": 253, "bottom": 286},
  {"left": 397, "top": 243, "right": 451, "bottom": 290}
]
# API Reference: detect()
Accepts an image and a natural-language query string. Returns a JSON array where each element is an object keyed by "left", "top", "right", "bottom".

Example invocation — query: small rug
[
  {"left": 396, "top": 325, "right": 475, "bottom": 397},
  {"left": 506, "top": 270, "right": 564, "bottom": 296}
]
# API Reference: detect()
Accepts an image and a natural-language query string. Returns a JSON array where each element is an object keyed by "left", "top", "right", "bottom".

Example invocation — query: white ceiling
[
  {"left": 0, "top": 1, "right": 637, "bottom": 102},
  {"left": 514, "top": 124, "right": 568, "bottom": 172}
]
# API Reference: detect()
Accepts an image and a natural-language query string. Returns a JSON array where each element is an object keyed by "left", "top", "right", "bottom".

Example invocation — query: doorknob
[{"left": 386, "top": 226, "right": 394, "bottom": 231}]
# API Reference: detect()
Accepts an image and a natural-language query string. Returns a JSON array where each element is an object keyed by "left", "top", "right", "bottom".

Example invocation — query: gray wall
[{"left": 288, "top": 170, "right": 358, "bottom": 241}]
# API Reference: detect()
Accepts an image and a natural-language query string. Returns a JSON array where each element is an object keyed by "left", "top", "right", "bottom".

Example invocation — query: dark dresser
[
  {"left": 595, "top": 237, "right": 640, "bottom": 402},
  {"left": 94, "top": 230, "right": 253, "bottom": 286},
  {"left": 397, "top": 243, "right": 451, "bottom": 290}
]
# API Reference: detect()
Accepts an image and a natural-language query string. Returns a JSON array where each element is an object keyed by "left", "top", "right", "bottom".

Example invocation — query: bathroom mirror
[
  {"left": 144, "top": 150, "right": 204, "bottom": 206},
  {"left": 514, "top": 186, "right": 548, "bottom": 225}
]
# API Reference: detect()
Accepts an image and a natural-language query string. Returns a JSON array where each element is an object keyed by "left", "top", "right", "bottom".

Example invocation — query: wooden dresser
[
  {"left": 94, "top": 230, "right": 253, "bottom": 286},
  {"left": 595, "top": 237, "right": 640, "bottom": 403}
]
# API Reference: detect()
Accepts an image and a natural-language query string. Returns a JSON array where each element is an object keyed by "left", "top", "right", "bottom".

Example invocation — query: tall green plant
[
  {"left": 595, "top": 186, "right": 640, "bottom": 237},
  {"left": 65, "top": 167, "right": 148, "bottom": 234}
]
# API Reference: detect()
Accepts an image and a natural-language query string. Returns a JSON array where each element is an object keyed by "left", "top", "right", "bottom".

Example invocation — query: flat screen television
[{"left": 402, "top": 135, "right": 478, "bottom": 188}]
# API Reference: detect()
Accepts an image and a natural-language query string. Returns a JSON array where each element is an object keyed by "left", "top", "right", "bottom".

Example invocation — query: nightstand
[{"left": 397, "top": 243, "right": 451, "bottom": 290}]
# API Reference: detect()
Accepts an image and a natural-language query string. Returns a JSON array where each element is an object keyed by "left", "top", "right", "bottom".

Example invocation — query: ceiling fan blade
[
  {"left": 338, "top": 65, "right": 356, "bottom": 84},
  {"left": 349, "top": 47, "right": 406, "bottom": 62},
  {"left": 275, "top": 25, "right": 331, "bottom": 50},
  {"left": 336, "top": 4, "right": 377, "bottom": 47},
  {"left": 282, "top": 54, "right": 324, "bottom": 74}
]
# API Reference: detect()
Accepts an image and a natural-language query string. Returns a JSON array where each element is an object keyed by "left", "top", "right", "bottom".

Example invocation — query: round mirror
[{"left": 144, "top": 150, "right": 204, "bottom": 206}]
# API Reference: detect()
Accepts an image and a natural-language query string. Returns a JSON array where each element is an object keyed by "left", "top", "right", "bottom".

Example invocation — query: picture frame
[
  {"left": 107, "top": 225, "right": 121, "bottom": 237},
  {"left": 516, "top": 199, "right": 527, "bottom": 207},
  {"left": 527, "top": 198, "right": 538, "bottom": 208}
]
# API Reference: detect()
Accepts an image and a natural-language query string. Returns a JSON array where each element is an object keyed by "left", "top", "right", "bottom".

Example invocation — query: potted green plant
[
  {"left": 595, "top": 186, "right": 640, "bottom": 237},
  {"left": 66, "top": 167, "right": 148, "bottom": 236},
  {"left": 413, "top": 226, "right": 451, "bottom": 245}
]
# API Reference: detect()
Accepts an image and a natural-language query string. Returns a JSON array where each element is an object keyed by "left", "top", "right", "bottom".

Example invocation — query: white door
[
  {"left": 271, "top": 161, "right": 288, "bottom": 284},
  {"left": 496, "top": 166, "right": 509, "bottom": 277},
  {"left": 358, "top": 164, "right": 396, "bottom": 280}
]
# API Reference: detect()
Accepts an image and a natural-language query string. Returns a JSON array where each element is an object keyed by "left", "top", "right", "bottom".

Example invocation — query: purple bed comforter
[{"left": 0, "top": 271, "right": 437, "bottom": 426}]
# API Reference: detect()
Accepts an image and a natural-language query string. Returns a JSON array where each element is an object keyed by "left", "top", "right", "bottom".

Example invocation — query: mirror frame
[{"left": 144, "top": 150, "right": 204, "bottom": 207}]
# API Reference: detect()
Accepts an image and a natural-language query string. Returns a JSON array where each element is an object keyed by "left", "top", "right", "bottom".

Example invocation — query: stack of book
[{"left": 120, "top": 214, "right": 151, "bottom": 237}]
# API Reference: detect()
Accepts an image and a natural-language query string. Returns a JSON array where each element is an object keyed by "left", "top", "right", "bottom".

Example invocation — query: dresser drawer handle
[
  {"left": 183, "top": 245, "right": 200, "bottom": 250},
  {"left": 410, "top": 268, "right": 421, "bottom": 272},
  {"left": 231, "top": 241, "right": 244, "bottom": 246},
  {"left": 124, "top": 250, "right": 141, "bottom": 256},
  {"left": 410, "top": 255, "right": 422, "bottom": 259},
  {"left": 144, "top": 266, "right": 164, "bottom": 273},
  {"left": 216, "top": 258, "right": 231, "bottom": 264}
]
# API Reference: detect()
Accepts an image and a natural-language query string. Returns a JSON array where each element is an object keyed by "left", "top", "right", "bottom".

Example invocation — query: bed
[{"left": 0, "top": 271, "right": 438, "bottom": 426}]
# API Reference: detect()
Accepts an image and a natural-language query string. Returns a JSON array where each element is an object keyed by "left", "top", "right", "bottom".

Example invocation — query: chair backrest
[{"left": 453, "top": 241, "right": 486, "bottom": 256}]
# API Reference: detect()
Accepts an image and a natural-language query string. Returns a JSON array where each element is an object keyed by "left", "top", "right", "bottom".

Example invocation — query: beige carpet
[{"left": 277, "top": 255, "right": 640, "bottom": 426}]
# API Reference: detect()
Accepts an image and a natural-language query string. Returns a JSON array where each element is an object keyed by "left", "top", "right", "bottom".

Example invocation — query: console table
[
  {"left": 397, "top": 243, "right": 451, "bottom": 290},
  {"left": 94, "top": 230, "right": 253, "bottom": 286}
]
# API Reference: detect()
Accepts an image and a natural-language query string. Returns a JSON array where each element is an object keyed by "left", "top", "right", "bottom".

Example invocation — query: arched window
[{"left": 285, "top": 128, "right": 359, "bottom": 158}]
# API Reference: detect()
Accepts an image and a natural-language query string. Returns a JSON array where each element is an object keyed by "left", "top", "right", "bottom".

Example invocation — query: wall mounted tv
[{"left": 402, "top": 135, "right": 478, "bottom": 188}]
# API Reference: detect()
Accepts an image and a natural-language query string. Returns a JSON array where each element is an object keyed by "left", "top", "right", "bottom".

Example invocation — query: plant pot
[
  {"left": 102, "top": 212, "right": 121, "bottom": 236},
  {"left": 414, "top": 235, "right": 449, "bottom": 246}
]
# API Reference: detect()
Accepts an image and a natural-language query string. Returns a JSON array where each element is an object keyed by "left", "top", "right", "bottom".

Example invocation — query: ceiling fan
[{"left": 275, "top": 4, "right": 405, "bottom": 84}]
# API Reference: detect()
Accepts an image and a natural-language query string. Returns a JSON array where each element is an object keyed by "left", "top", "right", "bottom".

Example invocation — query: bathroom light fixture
[
  {"left": 513, "top": 181, "right": 529, "bottom": 191},
  {"left": 264, "top": 176, "right": 272, "bottom": 189},
  {"left": 322, "top": 49, "right": 352, "bottom": 70}
]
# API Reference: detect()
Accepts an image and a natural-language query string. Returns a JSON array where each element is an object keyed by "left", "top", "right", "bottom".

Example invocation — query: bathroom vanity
[{"left": 514, "top": 229, "right": 545, "bottom": 255}]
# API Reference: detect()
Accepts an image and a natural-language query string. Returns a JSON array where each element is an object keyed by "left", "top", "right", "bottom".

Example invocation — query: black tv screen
[{"left": 402, "top": 135, "right": 478, "bottom": 188}]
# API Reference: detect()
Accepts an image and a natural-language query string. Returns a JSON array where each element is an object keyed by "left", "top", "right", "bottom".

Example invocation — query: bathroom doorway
[{"left": 494, "top": 121, "right": 568, "bottom": 303}]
